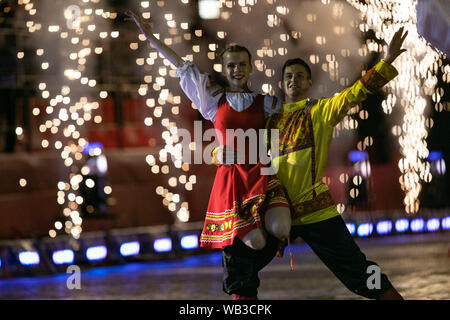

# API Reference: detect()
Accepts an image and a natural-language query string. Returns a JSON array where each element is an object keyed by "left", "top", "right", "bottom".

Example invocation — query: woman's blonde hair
[{"left": 219, "top": 44, "right": 252, "bottom": 63}]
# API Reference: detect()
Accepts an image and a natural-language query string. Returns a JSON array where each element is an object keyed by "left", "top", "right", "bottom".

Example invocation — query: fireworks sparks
[
  {"left": 346, "top": 0, "right": 448, "bottom": 214},
  {"left": 17, "top": 0, "right": 118, "bottom": 238}
]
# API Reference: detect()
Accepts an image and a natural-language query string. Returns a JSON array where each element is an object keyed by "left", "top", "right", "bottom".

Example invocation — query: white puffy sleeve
[
  {"left": 175, "top": 60, "right": 224, "bottom": 122},
  {"left": 263, "top": 95, "right": 282, "bottom": 117}
]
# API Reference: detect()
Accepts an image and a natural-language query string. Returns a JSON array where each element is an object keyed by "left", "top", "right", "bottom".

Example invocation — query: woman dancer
[{"left": 126, "top": 11, "right": 291, "bottom": 299}]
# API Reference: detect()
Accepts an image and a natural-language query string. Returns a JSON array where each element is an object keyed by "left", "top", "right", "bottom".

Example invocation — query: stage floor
[{"left": 0, "top": 233, "right": 449, "bottom": 300}]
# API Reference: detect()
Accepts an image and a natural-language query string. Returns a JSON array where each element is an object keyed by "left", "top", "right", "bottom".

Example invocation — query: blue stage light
[
  {"left": 395, "top": 219, "right": 409, "bottom": 232},
  {"left": 0, "top": 258, "right": 2, "bottom": 268},
  {"left": 410, "top": 218, "right": 425, "bottom": 232},
  {"left": 426, "top": 218, "right": 440, "bottom": 232},
  {"left": 376, "top": 220, "right": 393, "bottom": 235},
  {"left": 52, "top": 249, "right": 75, "bottom": 265},
  {"left": 86, "top": 245, "right": 107, "bottom": 261},
  {"left": 345, "top": 223, "right": 356, "bottom": 235},
  {"left": 348, "top": 150, "right": 368, "bottom": 162},
  {"left": 82, "top": 142, "right": 103, "bottom": 155},
  {"left": 180, "top": 235, "right": 199, "bottom": 249},
  {"left": 120, "top": 241, "right": 140, "bottom": 257},
  {"left": 18, "top": 251, "right": 40, "bottom": 265},
  {"left": 442, "top": 216, "right": 450, "bottom": 230},
  {"left": 357, "top": 223, "right": 373, "bottom": 237},
  {"left": 153, "top": 238, "right": 172, "bottom": 253},
  {"left": 427, "top": 151, "right": 442, "bottom": 162}
]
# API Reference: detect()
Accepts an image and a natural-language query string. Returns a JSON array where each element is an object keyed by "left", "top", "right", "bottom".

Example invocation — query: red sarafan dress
[
  {"left": 176, "top": 61, "right": 289, "bottom": 249},
  {"left": 201, "top": 94, "right": 289, "bottom": 249}
]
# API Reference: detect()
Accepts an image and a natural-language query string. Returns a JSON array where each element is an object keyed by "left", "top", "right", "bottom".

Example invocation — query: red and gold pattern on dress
[{"left": 202, "top": 177, "right": 287, "bottom": 247}]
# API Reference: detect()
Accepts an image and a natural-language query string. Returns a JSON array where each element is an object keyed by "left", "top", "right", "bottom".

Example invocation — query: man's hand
[
  {"left": 385, "top": 26, "right": 408, "bottom": 65},
  {"left": 212, "top": 146, "right": 238, "bottom": 166}
]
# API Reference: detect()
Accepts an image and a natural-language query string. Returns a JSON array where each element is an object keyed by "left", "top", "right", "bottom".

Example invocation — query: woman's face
[{"left": 222, "top": 51, "right": 252, "bottom": 91}]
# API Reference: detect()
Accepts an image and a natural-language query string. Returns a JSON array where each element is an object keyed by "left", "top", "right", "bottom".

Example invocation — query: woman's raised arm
[
  {"left": 126, "top": 10, "right": 222, "bottom": 121},
  {"left": 126, "top": 10, "right": 185, "bottom": 68}
]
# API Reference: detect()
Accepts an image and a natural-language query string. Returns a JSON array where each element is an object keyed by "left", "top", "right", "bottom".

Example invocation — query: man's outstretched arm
[{"left": 319, "top": 27, "right": 408, "bottom": 127}]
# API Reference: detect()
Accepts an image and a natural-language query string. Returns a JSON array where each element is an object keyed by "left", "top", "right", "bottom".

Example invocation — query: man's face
[
  {"left": 282, "top": 64, "right": 312, "bottom": 100},
  {"left": 222, "top": 51, "right": 252, "bottom": 90}
]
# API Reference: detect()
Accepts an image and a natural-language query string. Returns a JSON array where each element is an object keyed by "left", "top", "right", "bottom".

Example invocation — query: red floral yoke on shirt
[{"left": 200, "top": 94, "right": 289, "bottom": 249}]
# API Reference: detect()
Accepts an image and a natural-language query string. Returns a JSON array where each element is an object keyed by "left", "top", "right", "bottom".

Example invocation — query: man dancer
[{"left": 214, "top": 27, "right": 407, "bottom": 300}]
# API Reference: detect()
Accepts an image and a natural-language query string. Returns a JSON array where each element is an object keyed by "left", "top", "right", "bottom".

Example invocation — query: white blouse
[{"left": 176, "top": 61, "right": 282, "bottom": 122}]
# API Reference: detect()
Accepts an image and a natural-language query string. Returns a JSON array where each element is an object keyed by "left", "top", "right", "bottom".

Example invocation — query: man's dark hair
[
  {"left": 282, "top": 58, "right": 312, "bottom": 80},
  {"left": 219, "top": 45, "right": 252, "bottom": 63}
]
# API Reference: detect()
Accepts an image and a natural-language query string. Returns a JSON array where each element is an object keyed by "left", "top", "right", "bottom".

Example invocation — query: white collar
[{"left": 225, "top": 92, "right": 259, "bottom": 112}]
